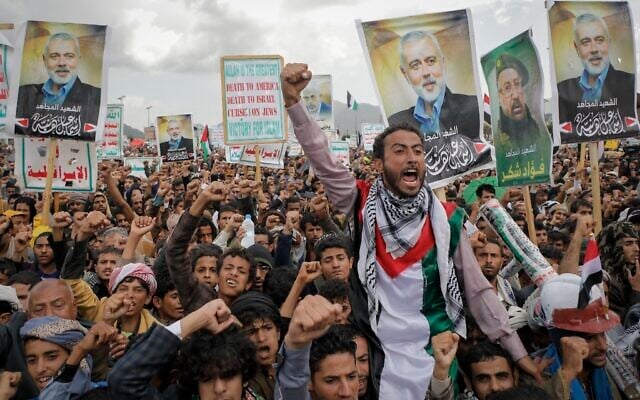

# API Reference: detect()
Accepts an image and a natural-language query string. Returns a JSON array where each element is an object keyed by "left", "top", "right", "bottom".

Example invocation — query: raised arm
[
  {"left": 281, "top": 63, "right": 357, "bottom": 216},
  {"left": 558, "top": 215, "right": 592, "bottom": 275},
  {"left": 164, "top": 182, "right": 225, "bottom": 312},
  {"left": 108, "top": 299, "right": 236, "bottom": 399},
  {"left": 276, "top": 295, "right": 342, "bottom": 400},
  {"left": 60, "top": 211, "right": 110, "bottom": 280},
  {"left": 121, "top": 216, "right": 156, "bottom": 263},
  {"left": 100, "top": 162, "right": 136, "bottom": 222}
]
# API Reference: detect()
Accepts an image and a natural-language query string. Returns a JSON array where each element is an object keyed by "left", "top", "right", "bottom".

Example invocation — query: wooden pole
[
  {"left": 578, "top": 143, "right": 587, "bottom": 170},
  {"left": 53, "top": 193, "right": 60, "bottom": 214},
  {"left": 0, "top": 24, "right": 14, "bottom": 30},
  {"left": 41, "top": 139, "right": 57, "bottom": 226},
  {"left": 254, "top": 145, "right": 261, "bottom": 183},
  {"left": 589, "top": 142, "right": 603, "bottom": 234},
  {"left": 522, "top": 185, "right": 537, "bottom": 245}
]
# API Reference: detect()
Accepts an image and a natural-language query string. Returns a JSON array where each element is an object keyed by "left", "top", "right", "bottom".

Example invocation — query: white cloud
[
  {"left": 122, "top": 9, "right": 183, "bottom": 66},
  {"left": 0, "top": 0, "right": 638, "bottom": 129}
]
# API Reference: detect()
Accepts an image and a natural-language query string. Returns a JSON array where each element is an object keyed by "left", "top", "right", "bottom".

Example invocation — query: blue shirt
[
  {"left": 42, "top": 76, "right": 77, "bottom": 105},
  {"left": 413, "top": 88, "right": 446, "bottom": 136},
  {"left": 579, "top": 64, "right": 609, "bottom": 102}
]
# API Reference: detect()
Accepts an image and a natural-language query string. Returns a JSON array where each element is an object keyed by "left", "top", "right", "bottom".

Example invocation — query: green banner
[{"left": 481, "top": 30, "right": 552, "bottom": 187}]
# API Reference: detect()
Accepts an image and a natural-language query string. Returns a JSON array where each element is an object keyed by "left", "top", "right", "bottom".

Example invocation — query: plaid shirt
[{"left": 107, "top": 323, "right": 181, "bottom": 399}]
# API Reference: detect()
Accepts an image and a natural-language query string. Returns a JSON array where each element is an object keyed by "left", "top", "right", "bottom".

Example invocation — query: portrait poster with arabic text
[
  {"left": 225, "top": 145, "right": 243, "bottom": 163},
  {"left": 549, "top": 1, "right": 638, "bottom": 144},
  {"left": 16, "top": 137, "right": 96, "bottom": 192},
  {"left": 156, "top": 114, "right": 195, "bottom": 163},
  {"left": 481, "top": 30, "right": 552, "bottom": 187},
  {"left": 9, "top": 21, "right": 110, "bottom": 141},
  {"left": 356, "top": 9, "right": 492, "bottom": 188},
  {"left": 288, "top": 134, "right": 302, "bottom": 157}
]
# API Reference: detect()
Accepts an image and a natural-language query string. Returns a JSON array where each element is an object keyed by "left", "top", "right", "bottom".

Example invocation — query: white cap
[
  {"left": 0, "top": 285, "right": 22, "bottom": 312},
  {"left": 538, "top": 273, "right": 604, "bottom": 328}
]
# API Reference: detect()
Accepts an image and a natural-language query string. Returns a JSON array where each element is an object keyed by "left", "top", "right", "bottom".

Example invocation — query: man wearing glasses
[{"left": 496, "top": 53, "right": 545, "bottom": 151}]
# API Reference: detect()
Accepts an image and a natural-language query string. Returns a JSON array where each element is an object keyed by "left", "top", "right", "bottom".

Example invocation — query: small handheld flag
[
  {"left": 347, "top": 91, "right": 359, "bottom": 111},
  {"left": 200, "top": 125, "right": 210, "bottom": 160}
]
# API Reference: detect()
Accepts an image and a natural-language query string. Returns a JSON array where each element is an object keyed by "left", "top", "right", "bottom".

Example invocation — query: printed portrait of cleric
[
  {"left": 15, "top": 31, "right": 101, "bottom": 140},
  {"left": 495, "top": 53, "right": 547, "bottom": 151},
  {"left": 557, "top": 13, "right": 635, "bottom": 136},
  {"left": 387, "top": 30, "right": 489, "bottom": 177}
]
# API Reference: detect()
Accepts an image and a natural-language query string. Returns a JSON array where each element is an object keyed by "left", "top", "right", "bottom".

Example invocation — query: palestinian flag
[
  {"left": 200, "top": 125, "right": 210, "bottom": 160},
  {"left": 347, "top": 91, "right": 359, "bottom": 111}
]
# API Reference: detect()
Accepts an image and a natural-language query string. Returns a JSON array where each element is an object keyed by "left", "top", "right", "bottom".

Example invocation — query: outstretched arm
[
  {"left": 100, "top": 162, "right": 136, "bottom": 222},
  {"left": 165, "top": 182, "right": 226, "bottom": 312},
  {"left": 558, "top": 215, "right": 592, "bottom": 275},
  {"left": 108, "top": 299, "right": 237, "bottom": 399},
  {"left": 281, "top": 63, "right": 357, "bottom": 216}
]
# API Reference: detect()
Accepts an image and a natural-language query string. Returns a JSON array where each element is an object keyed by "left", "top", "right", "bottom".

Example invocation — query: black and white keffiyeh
[{"left": 357, "top": 178, "right": 466, "bottom": 336}]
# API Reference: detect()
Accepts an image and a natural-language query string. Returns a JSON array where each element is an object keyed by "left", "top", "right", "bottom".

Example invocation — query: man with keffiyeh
[
  {"left": 20, "top": 316, "right": 118, "bottom": 399},
  {"left": 279, "top": 63, "right": 540, "bottom": 399}
]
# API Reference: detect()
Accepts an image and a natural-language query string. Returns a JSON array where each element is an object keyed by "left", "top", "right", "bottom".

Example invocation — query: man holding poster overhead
[{"left": 276, "top": 62, "right": 538, "bottom": 400}]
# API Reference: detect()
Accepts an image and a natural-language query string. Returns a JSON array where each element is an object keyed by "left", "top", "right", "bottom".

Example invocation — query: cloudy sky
[{"left": 2, "top": 0, "right": 639, "bottom": 130}]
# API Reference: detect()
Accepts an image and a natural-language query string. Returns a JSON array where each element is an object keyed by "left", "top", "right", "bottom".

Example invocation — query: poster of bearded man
[
  {"left": 9, "top": 21, "right": 110, "bottom": 142},
  {"left": 549, "top": 1, "right": 638, "bottom": 144},
  {"left": 481, "top": 30, "right": 553, "bottom": 187},
  {"left": 356, "top": 9, "right": 492, "bottom": 188},
  {"left": 301, "top": 74, "right": 333, "bottom": 131}
]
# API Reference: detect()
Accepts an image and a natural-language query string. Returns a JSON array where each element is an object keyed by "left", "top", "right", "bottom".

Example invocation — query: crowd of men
[{"left": 0, "top": 63, "right": 638, "bottom": 400}]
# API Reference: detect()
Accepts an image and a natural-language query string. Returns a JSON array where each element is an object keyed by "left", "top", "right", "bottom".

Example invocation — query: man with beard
[
  {"left": 302, "top": 80, "right": 332, "bottom": 130},
  {"left": 597, "top": 221, "right": 640, "bottom": 322},
  {"left": 557, "top": 13, "right": 636, "bottom": 127},
  {"left": 495, "top": 53, "right": 550, "bottom": 156},
  {"left": 159, "top": 119, "right": 194, "bottom": 158},
  {"left": 16, "top": 32, "right": 101, "bottom": 137},
  {"left": 281, "top": 63, "right": 538, "bottom": 399},
  {"left": 388, "top": 30, "right": 486, "bottom": 172},
  {"left": 474, "top": 239, "right": 517, "bottom": 309}
]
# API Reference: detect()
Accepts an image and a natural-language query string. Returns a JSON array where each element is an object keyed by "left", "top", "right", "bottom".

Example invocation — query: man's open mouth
[{"left": 402, "top": 168, "right": 418, "bottom": 183}]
